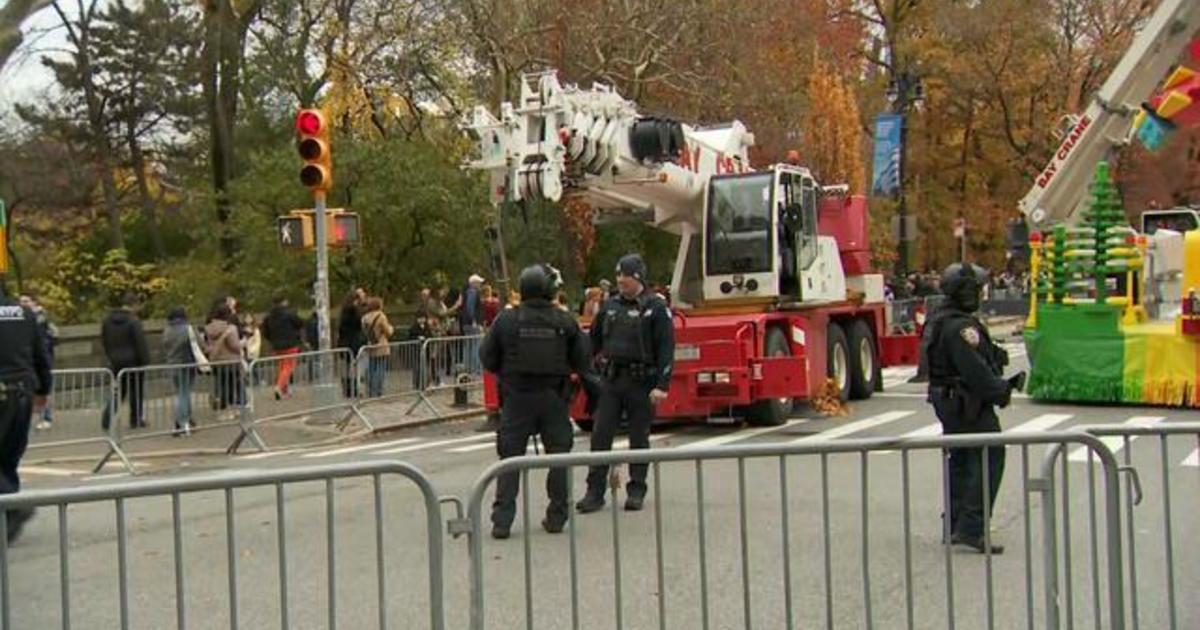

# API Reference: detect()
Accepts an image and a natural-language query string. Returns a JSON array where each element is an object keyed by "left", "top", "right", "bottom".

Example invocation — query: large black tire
[
  {"left": 826, "top": 322, "right": 850, "bottom": 403},
  {"left": 846, "top": 319, "right": 879, "bottom": 400},
  {"left": 573, "top": 418, "right": 594, "bottom": 432},
  {"left": 746, "top": 328, "right": 793, "bottom": 426}
]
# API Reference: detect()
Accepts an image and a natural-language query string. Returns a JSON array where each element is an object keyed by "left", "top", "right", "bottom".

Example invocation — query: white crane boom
[{"left": 1019, "top": 0, "right": 1200, "bottom": 228}]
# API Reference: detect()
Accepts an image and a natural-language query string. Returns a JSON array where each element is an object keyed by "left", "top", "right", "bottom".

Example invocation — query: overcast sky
[{"left": 0, "top": 2, "right": 80, "bottom": 116}]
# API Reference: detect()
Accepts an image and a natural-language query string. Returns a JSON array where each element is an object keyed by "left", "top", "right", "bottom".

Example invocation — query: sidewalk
[{"left": 24, "top": 387, "right": 488, "bottom": 467}]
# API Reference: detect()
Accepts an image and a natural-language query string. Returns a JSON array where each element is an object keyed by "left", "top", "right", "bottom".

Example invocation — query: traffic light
[
  {"left": 277, "top": 214, "right": 312, "bottom": 249},
  {"left": 330, "top": 212, "right": 360, "bottom": 246},
  {"left": 296, "top": 109, "right": 333, "bottom": 192}
]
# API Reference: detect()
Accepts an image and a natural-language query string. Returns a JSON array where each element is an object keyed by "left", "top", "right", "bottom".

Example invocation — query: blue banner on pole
[{"left": 872, "top": 113, "right": 903, "bottom": 198}]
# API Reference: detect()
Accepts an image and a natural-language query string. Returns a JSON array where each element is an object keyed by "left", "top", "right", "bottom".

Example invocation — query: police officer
[
  {"left": 923, "top": 263, "right": 1025, "bottom": 554},
  {"left": 576, "top": 254, "right": 674, "bottom": 513},
  {"left": 0, "top": 281, "right": 52, "bottom": 544},
  {"left": 480, "top": 264, "right": 593, "bottom": 539}
]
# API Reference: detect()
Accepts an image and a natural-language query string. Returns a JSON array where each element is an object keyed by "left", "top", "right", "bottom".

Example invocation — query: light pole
[{"left": 885, "top": 72, "right": 924, "bottom": 280}]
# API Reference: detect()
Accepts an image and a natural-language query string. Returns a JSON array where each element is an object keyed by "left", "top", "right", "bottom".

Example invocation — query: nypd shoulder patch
[{"left": 959, "top": 327, "right": 981, "bottom": 347}]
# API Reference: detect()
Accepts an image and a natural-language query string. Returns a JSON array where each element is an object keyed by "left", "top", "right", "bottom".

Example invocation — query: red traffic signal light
[
  {"left": 296, "top": 108, "right": 332, "bottom": 192},
  {"left": 330, "top": 212, "right": 360, "bottom": 246}
]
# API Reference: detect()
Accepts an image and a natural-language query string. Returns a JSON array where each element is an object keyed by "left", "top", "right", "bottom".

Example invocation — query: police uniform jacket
[
  {"left": 924, "top": 306, "right": 1011, "bottom": 419},
  {"left": 0, "top": 298, "right": 52, "bottom": 396},
  {"left": 480, "top": 298, "right": 592, "bottom": 391},
  {"left": 590, "top": 290, "right": 674, "bottom": 391}
]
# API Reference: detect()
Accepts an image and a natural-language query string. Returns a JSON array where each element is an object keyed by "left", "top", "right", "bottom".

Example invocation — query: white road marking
[
  {"left": 376, "top": 433, "right": 492, "bottom": 454},
  {"left": 1068, "top": 416, "right": 1166, "bottom": 462},
  {"left": 902, "top": 423, "right": 942, "bottom": 438},
  {"left": 238, "top": 449, "right": 300, "bottom": 460},
  {"left": 680, "top": 420, "right": 805, "bottom": 449},
  {"left": 1008, "top": 413, "right": 1073, "bottom": 434},
  {"left": 1183, "top": 449, "right": 1198, "bottom": 467},
  {"left": 301, "top": 438, "right": 421, "bottom": 459},
  {"left": 85, "top": 472, "right": 133, "bottom": 482},
  {"left": 457, "top": 432, "right": 676, "bottom": 454},
  {"left": 18, "top": 465, "right": 80, "bottom": 477},
  {"left": 791, "top": 411, "right": 916, "bottom": 444},
  {"left": 882, "top": 366, "right": 919, "bottom": 388}
]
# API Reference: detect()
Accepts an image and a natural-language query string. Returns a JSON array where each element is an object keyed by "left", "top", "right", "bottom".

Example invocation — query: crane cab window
[
  {"left": 798, "top": 177, "right": 819, "bottom": 269},
  {"left": 706, "top": 173, "right": 774, "bottom": 275}
]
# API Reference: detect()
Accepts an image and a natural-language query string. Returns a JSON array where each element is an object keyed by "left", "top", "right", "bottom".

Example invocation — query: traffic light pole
[{"left": 314, "top": 191, "right": 332, "bottom": 352}]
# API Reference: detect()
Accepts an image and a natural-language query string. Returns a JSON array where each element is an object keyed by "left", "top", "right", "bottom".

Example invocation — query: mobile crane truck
[
  {"left": 464, "top": 71, "right": 919, "bottom": 428},
  {"left": 1019, "top": 0, "right": 1200, "bottom": 407}
]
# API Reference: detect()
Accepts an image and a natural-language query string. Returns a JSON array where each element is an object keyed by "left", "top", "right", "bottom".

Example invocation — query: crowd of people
[{"left": 886, "top": 269, "right": 1030, "bottom": 302}]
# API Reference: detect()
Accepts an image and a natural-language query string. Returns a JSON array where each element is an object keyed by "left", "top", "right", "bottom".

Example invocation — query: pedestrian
[
  {"left": 161, "top": 308, "right": 198, "bottom": 436},
  {"left": 205, "top": 304, "right": 245, "bottom": 418},
  {"left": 361, "top": 297, "right": 394, "bottom": 398},
  {"left": 0, "top": 281, "right": 52, "bottom": 543},
  {"left": 261, "top": 296, "right": 305, "bottom": 400},
  {"left": 408, "top": 310, "right": 436, "bottom": 389},
  {"left": 480, "top": 264, "right": 594, "bottom": 539},
  {"left": 576, "top": 254, "right": 674, "bottom": 514},
  {"left": 100, "top": 293, "right": 150, "bottom": 431},
  {"left": 19, "top": 294, "right": 57, "bottom": 431},
  {"left": 337, "top": 290, "right": 366, "bottom": 398},
  {"left": 482, "top": 285, "right": 501, "bottom": 327},
  {"left": 923, "top": 262, "right": 1026, "bottom": 555},
  {"left": 459, "top": 274, "right": 486, "bottom": 374}
]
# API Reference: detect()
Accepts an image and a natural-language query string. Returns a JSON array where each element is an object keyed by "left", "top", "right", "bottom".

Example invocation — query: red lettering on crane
[
  {"left": 1035, "top": 115, "right": 1092, "bottom": 189},
  {"left": 678, "top": 142, "right": 694, "bottom": 171}
]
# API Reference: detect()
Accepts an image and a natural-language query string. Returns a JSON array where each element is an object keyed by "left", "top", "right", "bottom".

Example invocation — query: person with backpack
[
  {"left": 162, "top": 308, "right": 203, "bottom": 436},
  {"left": 361, "top": 297, "right": 394, "bottom": 398}
]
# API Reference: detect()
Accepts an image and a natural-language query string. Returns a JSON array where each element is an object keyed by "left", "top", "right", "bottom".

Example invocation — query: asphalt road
[{"left": 7, "top": 339, "right": 1198, "bottom": 629}]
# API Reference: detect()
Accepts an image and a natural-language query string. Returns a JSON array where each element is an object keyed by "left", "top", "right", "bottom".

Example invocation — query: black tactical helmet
[
  {"left": 615, "top": 254, "right": 647, "bottom": 284},
  {"left": 939, "top": 263, "right": 988, "bottom": 312},
  {"left": 518, "top": 263, "right": 563, "bottom": 301}
]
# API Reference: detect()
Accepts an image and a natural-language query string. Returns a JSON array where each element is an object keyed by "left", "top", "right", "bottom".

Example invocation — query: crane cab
[{"left": 701, "top": 164, "right": 847, "bottom": 304}]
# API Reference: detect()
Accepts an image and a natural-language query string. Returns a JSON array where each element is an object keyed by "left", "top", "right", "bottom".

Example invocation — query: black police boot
[
  {"left": 624, "top": 488, "right": 646, "bottom": 512},
  {"left": 491, "top": 524, "right": 511, "bottom": 540},
  {"left": 951, "top": 533, "right": 1004, "bottom": 555},
  {"left": 542, "top": 516, "right": 567, "bottom": 534},
  {"left": 6, "top": 508, "right": 35, "bottom": 544},
  {"left": 575, "top": 492, "right": 606, "bottom": 514}
]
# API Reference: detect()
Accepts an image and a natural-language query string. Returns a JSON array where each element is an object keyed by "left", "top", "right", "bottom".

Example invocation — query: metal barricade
[
  {"left": 245, "top": 348, "right": 369, "bottom": 442},
  {"left": 109, "top": 361, "right": 259, "bottom": 458},
  {"left": 887, "top": 299, "right": 921, "bottom": 334},
  {"left": 1068, "top": 422, "right": 1200, "bottom": 630},
  {"left": 402, "top": 336, "right": 485, "bottom": 419},
  {"left": 462, "top": 432, "right": 1126, "bottom": 630},
  {"left": 0, "top": 461, "right": 447, "bottom": 630},
  {"left": 355, "top": 340, "right": 425, "bottom": 403},
  {"left": 26, "top": 368, "right": 127, "bottom": 473}
]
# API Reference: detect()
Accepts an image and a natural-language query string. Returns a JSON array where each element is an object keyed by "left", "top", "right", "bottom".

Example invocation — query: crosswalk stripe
[
  {"left": 1008, "top": 413, "right": 1073, "bottom": 434},
  {"left": 1182, "top": 449, "right": 1198, "bottom": 467},
  {"left": 302, "top": 438, "right": 420, "bottom": 458},
  {"left": 454, "top": 432, "right": 676, "bottom": 454},
  {"left": 18, "top": 465, "right": 80, "bottom": 477},
  {"left": 681, "top": 419, "right": 805, "bottom": 449},
  {"left": 1068, "top": 416, "right": 1166, "bottom": 462},
  {"left": 902, "top": 423, "right": 941, "bottom": 438},
  {"left": 376, "top": 433, "right": 492, "bottom": 454},
  {"left": 791, "top": 411, "right": 915, "bottom": 444}
]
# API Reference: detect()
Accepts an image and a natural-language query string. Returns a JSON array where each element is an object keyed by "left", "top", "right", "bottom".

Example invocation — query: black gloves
[{"left": 1007, "top": 371, "right": 1027, "bottom": 393}]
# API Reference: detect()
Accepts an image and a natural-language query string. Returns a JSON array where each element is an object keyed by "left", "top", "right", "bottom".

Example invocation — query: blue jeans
[
  {"left": 173, "top": 369, "right": 194, "bottom": 429},
  {"left": 367, "top": 356, "right": 387, "bottom": 398},
  {"left": 462, "top": 326, "right": 483, "bottom": 375}
]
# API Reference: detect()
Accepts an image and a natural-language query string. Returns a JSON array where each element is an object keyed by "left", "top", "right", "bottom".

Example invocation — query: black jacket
[
  {"left": 926, "top": 307, "right": 1011, "bottom": 410},
  {"left": 337, "top": 305, "right": 364, "bottom": 351},
  {"left": 101, "top": 309, "right": 150, "bottom": 369},
  {"left": 0, "top": 299, "right": 52, "bottom": 395},
  {"left": 262, "top": 306, "right": 304, "bottom": 351},
  {"left": 590, "top": 291, "right": 675, "bottom": 391},
  {"left": 480, "top": 299, "right": 594, "bottom": 390}
]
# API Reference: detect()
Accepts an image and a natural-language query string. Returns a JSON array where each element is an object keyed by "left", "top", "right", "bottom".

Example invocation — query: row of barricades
[
  {"left": 27, "top": 336, "right": 487, "bottom": 473},
  {"left": 3, "top": 422, "right": 1196, "bottom": 629}
]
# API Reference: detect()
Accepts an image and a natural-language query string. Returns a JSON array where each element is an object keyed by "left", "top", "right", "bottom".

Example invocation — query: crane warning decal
[{"left": 1035, "top": 115, "right": 1093, "bottom": 189}]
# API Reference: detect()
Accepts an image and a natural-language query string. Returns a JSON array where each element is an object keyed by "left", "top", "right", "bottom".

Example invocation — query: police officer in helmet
[
  {"left": 576, "top": 254, "right": 674, "bottom": 513},
  {"left": 923, "top": 262, "right": 1025, "bottom": 554},
  {"left": 0, "top": 279, "right": 52, "bottom": 544},
  {"left": 480, "top": 263, "right": 593, "bottom": 539}
]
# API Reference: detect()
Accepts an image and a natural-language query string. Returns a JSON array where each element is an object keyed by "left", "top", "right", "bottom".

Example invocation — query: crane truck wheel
[
  {"left": 745, "top": 328, "right": 793, "bottom": 426},
  {"left": 846, "top": 319, "right": 878, "bottom": 400},
  {"left": 826, "top": 323, "right": 851, "bottom": 403}
]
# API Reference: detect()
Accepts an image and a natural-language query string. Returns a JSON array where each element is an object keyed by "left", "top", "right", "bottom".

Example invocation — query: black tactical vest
[
  {"left": 602, "top": 297, "right": 649, "bottom": 363},
  {"left": 503, "top": 305, "right": 571, "bottom": 377}
]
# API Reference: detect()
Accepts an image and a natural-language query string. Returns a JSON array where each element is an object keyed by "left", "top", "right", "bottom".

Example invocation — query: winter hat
[{"left": 615, "top": 254, "right": 647, "bottom": 283}]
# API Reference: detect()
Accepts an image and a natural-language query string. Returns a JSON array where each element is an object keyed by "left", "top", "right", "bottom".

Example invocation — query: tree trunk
[{"left": 126, "top": 118, "right": 164, "bottom": 259}]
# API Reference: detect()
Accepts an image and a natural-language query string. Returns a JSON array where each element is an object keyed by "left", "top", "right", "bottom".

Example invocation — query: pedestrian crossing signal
[
  {"left": 277, "top": 215, "right": 312, "bottom": 249},
  {"left": 330, "top": 213, "right": 360, "bottom": 246},
  {"left": 276, "top": 209, "right": 359, "bottom": 249}
]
